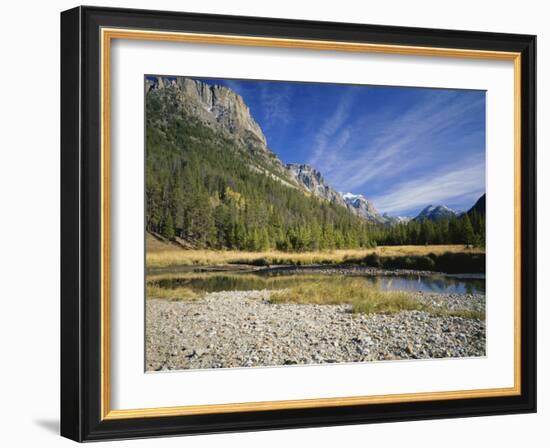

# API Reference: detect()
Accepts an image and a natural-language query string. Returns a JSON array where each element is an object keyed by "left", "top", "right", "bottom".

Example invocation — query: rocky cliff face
[
  {"left": 146, "top": 75, "right": 294, "bottom": 185},
  {"left": 146, "top": 76, "right": 267, "bottom": 146},
  {"left": 285, "top": 165, "right": 387, "bottom": 223},
  {"left": 341, "top": 193, "right": 386, "bottom": 224},
  {"left": 286, "top": 164, "right": 348, "bottom": 208}
]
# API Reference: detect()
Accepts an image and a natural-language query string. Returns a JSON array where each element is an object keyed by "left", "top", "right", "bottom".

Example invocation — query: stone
[{"left": 145, "top": 289, "right": 486, "bottom": 370}]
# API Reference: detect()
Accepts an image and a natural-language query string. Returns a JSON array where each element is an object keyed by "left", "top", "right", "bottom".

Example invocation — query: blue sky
[{"left": 195, "top": 77, "right": 486, "bottom": 217}]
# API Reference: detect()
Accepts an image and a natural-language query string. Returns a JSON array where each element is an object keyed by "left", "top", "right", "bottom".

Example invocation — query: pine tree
[
  {"left": 461, "top": 214, "right": 475, "bottom": 246},
  {"left": 161, "top": 211, "right": 175, "bottom": 240}
]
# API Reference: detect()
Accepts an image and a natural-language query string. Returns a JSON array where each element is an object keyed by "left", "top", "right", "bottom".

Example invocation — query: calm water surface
[
  {"left": 153, "top": 271, "right": 485, "bottom": 295},
  {"left": 361, "top": 274, "right": 484, "bottom": 294}
]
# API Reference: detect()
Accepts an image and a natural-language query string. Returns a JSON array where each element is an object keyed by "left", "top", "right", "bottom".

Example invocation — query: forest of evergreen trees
[
  {"left": 373, "top": 211, "right": 485, "bottom": 248},
  {"left": 145, "top": 92, "right": 485, "bottom": 252}
]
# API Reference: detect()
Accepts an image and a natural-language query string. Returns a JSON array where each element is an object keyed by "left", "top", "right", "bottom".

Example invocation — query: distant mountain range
[
  {"left": 413, "top": 205, "right": 458, "bottom": 222},
  {"left": 283, "top": 163, "right": 389, "bottom": 223},
  {"left": 284, "top": 160, "right": 485, "bottom": 225},
  {"left": 410, "top": 194, "right": 486, "bottom": 223},
  {"left": 145, "top": 76, "right": 484, "bottom": 242}
]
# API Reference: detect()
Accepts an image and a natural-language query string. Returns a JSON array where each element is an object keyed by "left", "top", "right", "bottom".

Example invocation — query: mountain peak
[
  {"left": 341, "top": 193, "right": 385, "bottom": 223},
  {"left": 342, "top": 192, "right": 365, "bottom": 201},
  {"left": 382, "top": 213, "right": 411, "bottom": 224},
  {"left": 286, "top": 163, "right": 321, "bottom": 177},
  {"left": 468, "top": 194, "right": 486, "bottom": 215},
  {"left": 286, "top": 164, "right": 324, "bottom": 189},
  {"left": 414, "top": 204, "right": 457, "bottom": 222},
  {"left": 285, "top": 163, "right": 346, "bottom": 206}
]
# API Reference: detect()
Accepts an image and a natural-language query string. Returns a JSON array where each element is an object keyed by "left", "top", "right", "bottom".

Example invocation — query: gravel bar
[{"left": 146, "top": 290, "right": 485, "bottom": 371}]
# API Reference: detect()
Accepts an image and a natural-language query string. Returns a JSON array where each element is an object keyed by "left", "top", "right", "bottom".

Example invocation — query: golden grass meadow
[{"left": 146, "top": 242, "right": 483, "bottom": 269}]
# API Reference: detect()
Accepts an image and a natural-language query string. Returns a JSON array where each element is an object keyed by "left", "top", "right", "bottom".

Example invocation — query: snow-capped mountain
[
  {"left": 413, "top": 204, "right": 458, "bottom": 222},
  {"left": 285, "top": 166, "right": 389, "bottom": 224},
  {"left": 341, "top": 192, "right": 386, "bottom": 224},
  {"left": 382, "top": 213, "right": 411, "bottom": 225}
]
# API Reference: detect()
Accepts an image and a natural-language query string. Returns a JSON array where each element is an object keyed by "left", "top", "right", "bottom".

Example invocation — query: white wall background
[{"left": 0, "top": 0, "right": 546, "bottom": 446}]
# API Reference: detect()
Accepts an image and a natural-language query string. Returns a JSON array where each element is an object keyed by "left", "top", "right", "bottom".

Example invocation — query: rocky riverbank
[
  {"left": 146, "top": 290, "right": 485, "bottom": 371},
  {"left": 259, "top": 264, "right": 438, "bottom": 277}
]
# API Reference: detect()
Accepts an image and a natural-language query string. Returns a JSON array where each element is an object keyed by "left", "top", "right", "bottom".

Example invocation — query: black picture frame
[{"left": 61, "top": 5, "right": 536, "bottom": 442}]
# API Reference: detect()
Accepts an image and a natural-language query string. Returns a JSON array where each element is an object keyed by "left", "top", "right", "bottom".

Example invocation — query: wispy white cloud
[
  {"left": 221, "top": 80, "right": 292, "bottom": 137},
  {"left": 303, "top": 91, "right": 485, "bottom": 217},
  {"left": 308, "top": 91, "right": 355, "bottom": 167},
  {"left": 371, "top": 158, "right": 485, "bottom": 215},
  {"left": 327, "top": 92, "right": 484, "bottom": 191},
  {"left": 260, "top": 84, "right": 292, "bottom": 129},
  {"left": 219, "top": 78, "right": 485, "bottom": 216}
]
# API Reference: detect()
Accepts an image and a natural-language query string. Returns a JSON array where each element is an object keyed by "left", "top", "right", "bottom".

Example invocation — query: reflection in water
[
  {"left": 153, "top": 272, "right": 485, "bottom": 295},
  {"left": 363, "top": 274, "right": 484, "bottom": 294}
]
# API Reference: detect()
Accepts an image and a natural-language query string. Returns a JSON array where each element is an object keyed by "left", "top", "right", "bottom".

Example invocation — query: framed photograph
[{"left": 61, "top": 6, "right": 536, "bottom": 441}]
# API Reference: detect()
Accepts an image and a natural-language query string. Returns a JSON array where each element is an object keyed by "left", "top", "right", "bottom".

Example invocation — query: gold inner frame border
[{"left": 99, "top": 27, "right": 522, "bottom": 420}]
